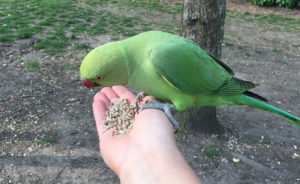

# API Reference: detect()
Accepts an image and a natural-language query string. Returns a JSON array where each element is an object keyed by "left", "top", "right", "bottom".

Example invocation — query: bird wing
[{"left": 150, "top": 38, "right": 255, "bottom": 95}]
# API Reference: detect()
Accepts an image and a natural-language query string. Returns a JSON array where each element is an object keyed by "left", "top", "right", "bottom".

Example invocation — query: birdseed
[{"left": 102, "top": 98, "right": 138, "bottom": 135}]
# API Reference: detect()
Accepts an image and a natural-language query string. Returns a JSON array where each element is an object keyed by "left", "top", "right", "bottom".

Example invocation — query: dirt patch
[{"left": 1, "top": 1, "right": 300, "bottom": 184}]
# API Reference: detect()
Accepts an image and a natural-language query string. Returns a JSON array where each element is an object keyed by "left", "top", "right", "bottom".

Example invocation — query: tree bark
[{"left": 175, "top": 0, "right": 226, "bottom": 134}]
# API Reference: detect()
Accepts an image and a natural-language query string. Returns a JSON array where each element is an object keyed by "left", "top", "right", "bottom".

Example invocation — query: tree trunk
[{"left": 175, "top": 0, "right": 226, "bottom": 134}]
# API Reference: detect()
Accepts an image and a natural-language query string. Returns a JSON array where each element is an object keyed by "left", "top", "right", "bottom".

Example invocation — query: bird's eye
[{"left": 96, "top": 75, "right": 104, "bottom": 80}]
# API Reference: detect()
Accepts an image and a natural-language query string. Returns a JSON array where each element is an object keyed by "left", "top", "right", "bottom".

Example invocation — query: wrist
[
  {"left": 118, "top": 142, "right": 177, "bottom": 184},
  {"left": 114, "top": 109, "right": 201, "bottom": 184},
  {"left": 118, "top": 141, "right": 201, "bottom": 184}
]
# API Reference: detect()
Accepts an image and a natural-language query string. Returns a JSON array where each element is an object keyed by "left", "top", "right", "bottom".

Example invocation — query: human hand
[{"left": 93, "top": 86, "right": 201, "bottom": 184}]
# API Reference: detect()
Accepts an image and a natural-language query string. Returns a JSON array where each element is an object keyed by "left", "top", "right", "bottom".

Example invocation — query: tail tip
[{"left": 291, "top": 119, "right": 300, "bottom": 127}]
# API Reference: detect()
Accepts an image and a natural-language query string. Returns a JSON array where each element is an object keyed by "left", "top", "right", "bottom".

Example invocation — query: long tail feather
[
  {"left": 237, "top": 95, "right": 300, "bottom": 127},
  {"left": 243, "top": 91, "right": 268, "bottom": 102}
]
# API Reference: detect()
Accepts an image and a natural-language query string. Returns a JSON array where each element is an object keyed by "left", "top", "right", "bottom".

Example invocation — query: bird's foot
[
  {"left": 139, "top": 99, "right": 179, "bottom": 133},
  {"left": 135, "top": 92, "right": 146, "bottom": 106}
]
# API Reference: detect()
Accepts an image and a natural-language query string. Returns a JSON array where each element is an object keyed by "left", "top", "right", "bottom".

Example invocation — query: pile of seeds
[{"left": 102, "top": 98, "right": 138, "bottom": 135}]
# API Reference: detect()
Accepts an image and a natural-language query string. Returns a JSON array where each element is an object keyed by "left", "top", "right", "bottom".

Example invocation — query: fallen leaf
[
  {"left": 233, "top": 158, "right": 240, "bottom": 162},
  {"left": 292, "top": 153, "right": 300, "bottom": 159}
]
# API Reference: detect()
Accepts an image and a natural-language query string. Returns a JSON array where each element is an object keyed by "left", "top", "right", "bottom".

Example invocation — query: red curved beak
[{"left": 81, "top": 78, "right": 96, "bottom": 88}]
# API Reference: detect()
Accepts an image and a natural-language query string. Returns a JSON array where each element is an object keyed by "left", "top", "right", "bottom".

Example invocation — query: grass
[
  {"left": 225, "top": 42, "right": 235, "bottom": 47},
  {"left": 37, "top": 135, "right": 54, "bottom": 144},
  {"left": 271, "top": 47, "right": 281, "bottom": 53},
  {"left": 64, "top": 63, "right": 77, "bottom": 70},
  {"left": 271, "top": 39, "right": 279, "bottom": 43},
  {"left": 0, "top": 0, "right": 171, "bottom": 54},
  {"left": 88, "top": 16, "right": 108, "bottom": 35},
  {"left": 261, "top": 136, "right": 271, "bottom": 144},
  {"left": 42, "top": 69, "right": 52, "bottom": 76},
  {"left": 116, "top": 0, "right": 182, "bottom": 14},
  {"left": 1, "top": 0, "right": 299, "bottom": 57},
  {"left": 73, "top": 43, "right": 90, "bottom": 51},
  {"left": 226, "top": 10, "right": 300, "bottom": 34},
  {"left": 55, "top": 78, "right": 64, "bottom": 83},
  {"left": 0, "top": 34, "right": 13, "bottom": 42},
  {"left": 244, "top": 53, "right": 250, "bottom": 57},
  {"left": 259, "top": 36, "right": 269, "bottom": 41},
  {"left": 254, "top": 50, "right": 262, "bottom": 54},
  {"left": 35, "top": 39, "right": 66, "bottom": 55},
  {"left": 24, "top": 61, "right": 40, "bottom": 72},
  {"left": 16, "top": 28, "right": 34, "bottom": 39},
  {"left": 271, "top": 27, "right": 281, "bottom": 32},
  {"left": 203, "top": 145, "right": 221, "bottom": 160}
]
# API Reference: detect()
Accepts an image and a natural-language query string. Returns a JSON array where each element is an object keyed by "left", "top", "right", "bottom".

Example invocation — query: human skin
[{"left": 93, "top": 85, "right": 202, "bottom": 184}]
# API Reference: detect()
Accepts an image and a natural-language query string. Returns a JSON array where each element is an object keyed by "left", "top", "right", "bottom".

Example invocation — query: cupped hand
[{"left": 92, "top": 86, "right": 175, "bottom": 176}]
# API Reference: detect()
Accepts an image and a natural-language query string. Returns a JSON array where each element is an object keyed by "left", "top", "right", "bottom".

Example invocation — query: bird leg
[
  {"left": 139, "top": 99, "right": 179, "bottom": 133},
  {"left": 135, "top": 91, "right": 146, "bottom": 106}
]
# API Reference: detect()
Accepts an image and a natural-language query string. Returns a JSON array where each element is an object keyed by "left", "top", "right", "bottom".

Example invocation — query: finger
[
  {"left": 101, "top": 87, "right": 119, "bottom": 103},
  {"left": 93, "top": 93, "right": 109, "bottom": 136},
  {"left": 112, "top": 85, "right": 136, "bottom": 103},
  {"left": 94, "top": 91, "right": 110, "bottom": 109}
]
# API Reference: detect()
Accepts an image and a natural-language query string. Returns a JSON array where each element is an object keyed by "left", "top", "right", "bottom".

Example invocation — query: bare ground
[{"left": 1, "top": 1, "right": 300, "bottom": 184}]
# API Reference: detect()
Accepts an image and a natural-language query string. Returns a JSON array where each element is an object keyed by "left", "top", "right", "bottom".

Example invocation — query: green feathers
[
  {"left": 216, "top": 77, "right": 256, "bottom": 95},
  {"left": 237, "top": 95, "right": 300, "bottom": 127},
  {"left": 150, "top": 36, "right": 229, "bottom": 94},
  {"left": 80, "top": 30, "right": 300, "bottom": 127}
]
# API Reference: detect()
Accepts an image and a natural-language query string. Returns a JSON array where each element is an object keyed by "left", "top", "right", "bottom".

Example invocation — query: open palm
[{"left": 92, "top": 86, "right": 175, "bottom": 176}]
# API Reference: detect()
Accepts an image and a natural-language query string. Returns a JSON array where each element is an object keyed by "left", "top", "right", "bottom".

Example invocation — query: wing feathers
[{"left": 216, "top": 77, "right": 256, "bottom": 95}]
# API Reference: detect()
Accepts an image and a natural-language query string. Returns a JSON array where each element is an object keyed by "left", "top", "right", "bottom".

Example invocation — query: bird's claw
[
  {"left": 139, "top": 99, "right": 179, "bottom": 133},
  {"left": 135, "top": 92, "right": 146, "bottom": 106}
]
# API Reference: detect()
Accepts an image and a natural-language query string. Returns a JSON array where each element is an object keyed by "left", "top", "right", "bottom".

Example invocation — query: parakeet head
[{"left": 80, "top": 41, "right": 129, "bottom": 88}]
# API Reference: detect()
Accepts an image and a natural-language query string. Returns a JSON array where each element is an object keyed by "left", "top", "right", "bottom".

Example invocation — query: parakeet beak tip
[{"left": 81, "top": 78, "right": 96, "bottom": 88}]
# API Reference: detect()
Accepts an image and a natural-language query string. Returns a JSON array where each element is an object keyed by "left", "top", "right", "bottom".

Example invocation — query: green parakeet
[{"left": 80, "top": 30, "right": 300, "bottom": 128}]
